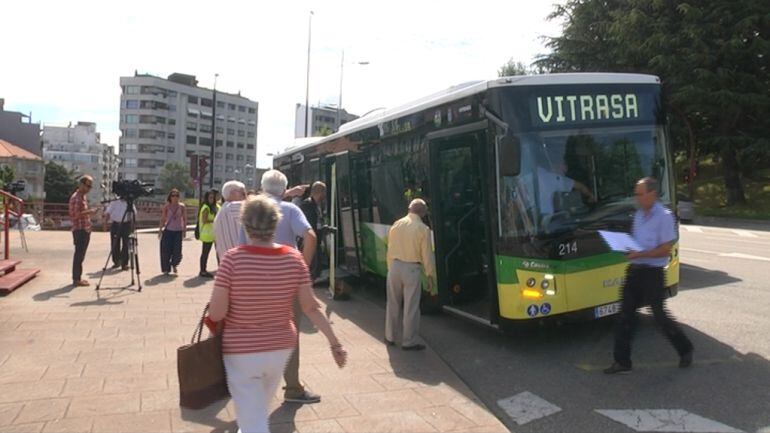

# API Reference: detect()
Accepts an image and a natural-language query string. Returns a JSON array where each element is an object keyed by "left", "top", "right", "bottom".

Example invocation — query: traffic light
[
  {"left": 190, "top": 155, "right": 199, "bottom": 179},
  {"left": 199, "top": 156, "right": 208, "bottom": 180}
]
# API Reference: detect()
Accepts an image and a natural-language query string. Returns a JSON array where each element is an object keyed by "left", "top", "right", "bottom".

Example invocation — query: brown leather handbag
[{"left": 177, "top": 304, "right": 229, "bottom": 409}]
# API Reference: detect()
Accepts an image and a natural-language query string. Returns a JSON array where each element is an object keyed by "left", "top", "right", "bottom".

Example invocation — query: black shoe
[
  {"left": 121, "top": 265, "right": 129, "bottom": 271},
  {"left": 110, "top": 263, "right": 121, "bottom": 269},
  {"left": 172, "top": 266, "right": 178, "bottom": 274},
  {"left": 284, "top": 390, "right": 321, "bottom": 404},
  {"left": 603, "top": 362, "right": 632, "bottom": 374},
  {"left": 679, "top": 350, "right": 694, "bottom": 368},
  {"left": 199, "top": 271, "right": 213, "bottom": 278},
  {"left": 402, "top": 344, "right": 426, "bottom": 351},
  {"left": 384, "top": 338, "right": 395, "bottom": 347}
]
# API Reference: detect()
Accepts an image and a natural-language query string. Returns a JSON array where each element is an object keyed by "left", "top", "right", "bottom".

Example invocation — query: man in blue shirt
[{"left": 604, "top": 177, "right": 693, "bottom": 374}]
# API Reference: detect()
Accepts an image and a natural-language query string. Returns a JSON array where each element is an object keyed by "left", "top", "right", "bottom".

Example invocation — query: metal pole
[
  {"left": 209, "top": 73, "right": 218, "bottom": 189},
  {"left": 337, "top": 50, "right": 344, "bottom": 132},
  {"left": 304, "top": 11, "right": 313, "bottom": 137}
]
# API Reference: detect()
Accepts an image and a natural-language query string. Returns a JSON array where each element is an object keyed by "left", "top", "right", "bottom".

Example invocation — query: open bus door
[{"left": 427, "top": 120, "right": 498, "bottom": 325}]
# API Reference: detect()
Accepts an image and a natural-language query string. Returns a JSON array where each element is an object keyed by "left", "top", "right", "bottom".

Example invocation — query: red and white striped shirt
[{"left": 215, "top": 244, "right": 311, "bottom": 354}]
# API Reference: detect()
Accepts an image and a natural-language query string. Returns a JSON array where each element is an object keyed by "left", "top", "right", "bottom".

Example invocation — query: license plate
[{"left": 594, "top": 302, "right": 621, "bottom": 318}]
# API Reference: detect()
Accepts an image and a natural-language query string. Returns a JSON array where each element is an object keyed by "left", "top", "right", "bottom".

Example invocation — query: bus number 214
[{"left": 558, "top": 241, "right": 578, "bottom": 256}]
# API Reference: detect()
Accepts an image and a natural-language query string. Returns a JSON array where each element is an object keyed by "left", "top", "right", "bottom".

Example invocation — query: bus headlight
[
  {"left": 526, "top": 278, "right": 536, "bottom": 287},
  {"left": 542, "top": 274, "right": 556, "bottom": 295}
]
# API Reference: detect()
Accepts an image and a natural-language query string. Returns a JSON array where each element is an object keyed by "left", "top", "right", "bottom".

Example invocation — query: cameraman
[{"left": 104, "top": 195, "right": 136, "bottom": 271}]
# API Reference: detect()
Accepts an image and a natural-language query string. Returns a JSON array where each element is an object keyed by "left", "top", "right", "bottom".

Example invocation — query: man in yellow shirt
[{"left": 385, "top": 199, "right": 435, "bottom": 351}]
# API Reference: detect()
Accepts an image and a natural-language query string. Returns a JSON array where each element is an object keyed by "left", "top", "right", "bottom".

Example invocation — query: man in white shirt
[
  {"left": 103, "top": 197, "right": 136, "bottom": 270},
  {"left": 213, "top": 180, "right": 247, "bottom": 261},
  {"left": 537, "top": 163, "right": 595, "bottom": 215}
]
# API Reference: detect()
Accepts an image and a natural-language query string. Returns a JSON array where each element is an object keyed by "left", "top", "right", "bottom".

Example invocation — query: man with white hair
[
  {"left": 213, "top": 180, "right": 247, "bottom": 260},
  {"left": 385, "top": 199, "right": 435, "bottom": 351},
  {"left": 247, "top": 169, "right": 319, "bottom": 403}
]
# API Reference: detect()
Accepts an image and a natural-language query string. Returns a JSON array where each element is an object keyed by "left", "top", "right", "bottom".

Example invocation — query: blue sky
[{"left": 1, "top": 0, "right": 562, "bottom": 168}]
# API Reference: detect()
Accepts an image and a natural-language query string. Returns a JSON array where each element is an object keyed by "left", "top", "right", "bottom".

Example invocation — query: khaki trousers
[{"left": 385, "top": 260, "right": 422, "bottom": 347}]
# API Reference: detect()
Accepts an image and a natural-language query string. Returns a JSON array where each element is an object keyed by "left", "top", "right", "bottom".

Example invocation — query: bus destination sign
[{"left": 530, "top": 92, "right": 652, "bottom": 128}]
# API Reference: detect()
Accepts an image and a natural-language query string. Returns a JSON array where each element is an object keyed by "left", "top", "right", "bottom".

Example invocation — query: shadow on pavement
[
  {"left": 178, "top": 399, "right": 235, "bottom": 433},
  {"left": 32, "top": 284, "right": 77, "bottom": 301},
  {"left": 269, "top": 404, "right": 300, "bottom": 433},
  {"left": 184, "top": 274, "right": 216, "bottom": 288},
  {"left": 68, "top": 288, "right": 137, "bottom": 307},
  {"left": 144, "top": 274, "right": 177, "bottom": 287},
  {"left": 679, "top": 262, "right": 742, "bottom": 290}
]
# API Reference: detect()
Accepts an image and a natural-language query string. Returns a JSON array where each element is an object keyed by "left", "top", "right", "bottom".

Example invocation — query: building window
[
  {"left": 237, "top": 130, "right": 245, "bottom": 137},
  {"left": 167, "top": 147, "right": 175, "bottom": 153},
  {"left": 237, "top": 142, "right": 244, "bottom": 149},
  {"left": 124, "top": 115, "right": 138, "bottom": 124},
  {"left": 169, "top": 104, "right": 177, "bottom": 112},
  {"left": 247, "top": 143, "right": 255, "bottom": 150},
  {"left": 200, "top": 123, "right": 212, "bottom": 133},
  {"left": 168, "top": 119, "right": 176, "bottom": 125},
  {"left": 123, "top": 129, "right": 137, "bottom": 138},
  {"left": 247, "top": 132, "right": 255, "bottom": 138},
  {"left": 168, "top": 132, "right": 176, "bottom": 139},
  {"left": 248, "top": 107, "right": 256, "bottom": 114},
  {"left": 247, "top": 155, "right": 255, "bottom": 162},
  {"left": 227, "top": 128, "right": 235, "bottom": 135},
  {"left": 215, "top": 140, "right": 223, "bottom": 147},
  {"left": 124, "top": 143, "right": 137, "bottom": 152},
  {"left": 226, "top": 166, "right": 234, "bottom": 173},
  {"left": 199, "top": 137, "right": 213, "bottom": 146},
  {"left": 217, "top": 101, "right": 225, "bottom": 108},
  {"left": 201, "top": 98, "right": 213, "bottom": 107},
  {"left": 167, "top": 90, "right": 177, "bottom": 97},
  {"left": 214, "top": 165, "right": 222, "bottom": 171},
  {"left": 215, "top": 152, "right": 223, "bottom": 158},
  {"left": 236, "top": 155, "right": 244, "bottom": 161},
  {"left": 228, "top": 117, "right": 236, "bottom": 123},
  {"left": 228, "top": 103, "right": 236, "bottom": 110},
  {"left": 188, "top": 95, "right": 198, "bottom": 104},
  {"left": 125, "top": 86, "right": 140, "bottom": 94},
  {"left": 123, "top": 158, "right": 137, "bottom": 167},
  {"left": 226, "top": 154, "right": 234, "bottom": 160},
  {"left": 226, "top": 141, "right": 234, "bottom": 148},
  {"left": 125, "top": 100, "right": 139, "bottom": 109},
  {"left": 216, "top": 126, "right": 224, "bottom": 133},
  {"left": 186, "top": 122, "right": 197, "bottom": 131},
  {"left": 238, "top": 105, "right": 246, "bottom": 112},
  {"left": 186, "top": 135, "right": 197, "bottom": 144}
]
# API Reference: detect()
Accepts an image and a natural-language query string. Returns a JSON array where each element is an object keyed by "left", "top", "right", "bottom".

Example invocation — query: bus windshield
[{"left": 499, "top": 125, "right": 670, "bottom": 239}]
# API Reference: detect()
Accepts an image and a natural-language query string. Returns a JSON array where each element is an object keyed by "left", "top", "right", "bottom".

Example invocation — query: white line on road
[
  {"left": 497, "top": 391, "right": 561, "bottom": 425},
  {"left": 682, "top": 225, "right": 704, "bottom": 233},
  {"left": 595, "top": 409, "right": 743, "bottom": 432},
  {"left": 680, "top": 248, "right": 770, "bottom": 262},
  {"left": 733, "top": 230, "right": 759, "bottom": 238}
]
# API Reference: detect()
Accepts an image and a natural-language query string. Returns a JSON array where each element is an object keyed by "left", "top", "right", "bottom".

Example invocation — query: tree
[
  {"left": 158, "top": 161, "right": 195, "bottom": 198},
  {"left": 498, "top": 59, "right": 531, "bottom": 77},
  {"left": 537, "top": 0, "right": 770, "bottom": 205},
  {"left": 44, "top": 161, "right": 77, "bottom": 203},
  {"left": 0, "top": 165, "right": 15, "bottom": 186}
]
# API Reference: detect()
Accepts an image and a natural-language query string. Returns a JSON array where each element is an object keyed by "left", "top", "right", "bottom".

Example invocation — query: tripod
[{"left": 95, "top": 198, "right": 142, "bottom": 292}]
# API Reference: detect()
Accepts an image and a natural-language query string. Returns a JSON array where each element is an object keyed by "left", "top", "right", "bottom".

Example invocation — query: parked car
[{"left": 677, "top": 194, "right": 695, "bottom": 223}]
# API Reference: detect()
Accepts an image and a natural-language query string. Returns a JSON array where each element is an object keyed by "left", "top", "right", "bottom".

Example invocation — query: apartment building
[
  {"left": 42, "top": 122, "right": 114, "bottom": 202},
  {"left": 294, "top": 104, "right": 358, "bottom": 138},
  {"left": 119, "top": 72, "right": 258, "bottom": 191}
]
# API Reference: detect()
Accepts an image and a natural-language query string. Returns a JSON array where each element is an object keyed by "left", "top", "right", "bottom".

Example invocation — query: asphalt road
[{"left": 361, "top": 224, "right": 770, "bottom": 432}]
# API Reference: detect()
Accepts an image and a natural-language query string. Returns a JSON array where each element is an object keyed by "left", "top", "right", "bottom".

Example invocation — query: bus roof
[{"left": 276, "top": 73, "right": 659, "bottom": 158}]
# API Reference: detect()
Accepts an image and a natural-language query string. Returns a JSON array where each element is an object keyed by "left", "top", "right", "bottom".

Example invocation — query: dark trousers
[
  {"left": 160, "top": 229, "right": 183, "bottom": 273},
  {"left": 110, "top": 222, "right": 130, "bottom": 267},
  {"left": 200, "top": 241, "right": 213, "bottom": 273},
  {"left": 283, "top": 300, "right": 304, "bottom": 397},
  {"left": 72, "top": 229, "right": 91, "bottom": 282},
  {"left": 613, "top": 265, "right": 693, "bottom": 367}
]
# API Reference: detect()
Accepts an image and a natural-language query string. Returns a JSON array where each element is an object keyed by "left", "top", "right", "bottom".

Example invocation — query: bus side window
[{"left": 499, "top": 136, "right": 520, "bottom": 176}]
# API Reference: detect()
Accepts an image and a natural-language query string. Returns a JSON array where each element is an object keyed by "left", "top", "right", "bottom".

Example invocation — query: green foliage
[
  {"left": 0, "top": 165, "right": 15, "bottom": 186},
  {"left": 158, "top": 161, "right": 195, "bottom": 198},
  {"left": 498, "top": 59, "right": 531, "bottom": 77},
  {"left": 538, "top": 0, "right": 770, "bottom": 206},
  {"left": 44, "top": 161, "right": 77, "bottom": 203}
]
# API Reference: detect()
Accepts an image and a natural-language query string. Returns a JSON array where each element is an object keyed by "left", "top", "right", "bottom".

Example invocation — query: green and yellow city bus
[{"left": 273, "top": 73, "right": 680, "bottom": 330}]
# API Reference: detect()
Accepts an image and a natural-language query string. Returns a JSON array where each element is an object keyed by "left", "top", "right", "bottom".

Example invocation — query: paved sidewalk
[{"left": 0, "top": 231, "right": 508, "bottom": 433}]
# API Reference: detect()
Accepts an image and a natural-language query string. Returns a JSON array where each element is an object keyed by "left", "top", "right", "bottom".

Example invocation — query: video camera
[
  {"left": 3, "top": 180, "right": 26, "bottom": 196},
  {"left": 112, "top": 179, "right": 154, "bottom": 200}
]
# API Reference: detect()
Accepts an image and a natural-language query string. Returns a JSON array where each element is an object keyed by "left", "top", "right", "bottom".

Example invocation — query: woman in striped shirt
[{"left": 208, "top": 194, "right": 346, "bottom": 433}]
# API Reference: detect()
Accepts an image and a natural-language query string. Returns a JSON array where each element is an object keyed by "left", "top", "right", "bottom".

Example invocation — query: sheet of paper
[{"left": 598, "top": 230, "right": 643, "bottom": 252}]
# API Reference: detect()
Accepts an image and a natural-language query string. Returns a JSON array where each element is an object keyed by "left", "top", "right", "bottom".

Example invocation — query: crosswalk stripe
[
  {"left": 595, "top": 409, "right": 742, "bottom": 432},
  {"left": 733, "top": 229, "right": 759, "bottom": 238},
  {"left": 496, "top": 391, "right": 561, "bottom": 425}
]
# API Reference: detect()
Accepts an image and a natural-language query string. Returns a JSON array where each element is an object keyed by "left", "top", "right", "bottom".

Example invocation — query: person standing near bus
[
  {"left": 385, "top": 198, "right": 435, "bottom": 351},
  {"left": 604, "top": 177, "right": 693, "bottom": 374}
]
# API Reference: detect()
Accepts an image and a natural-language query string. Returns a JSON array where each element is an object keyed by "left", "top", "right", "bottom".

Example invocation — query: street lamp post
[
  {"left": 336, "top": 51, "right": 369, "bottom": 132},
  {"left": 304, "top": 11, "right": 314, "bottom": 137},
  {"left": 209, "top": 73, "right": 218, "bottom": 189}
]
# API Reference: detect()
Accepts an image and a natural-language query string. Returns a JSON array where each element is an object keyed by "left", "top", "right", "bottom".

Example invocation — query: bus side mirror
[{"left": 498, "top": 136, "right": 521, "bottom": 177}]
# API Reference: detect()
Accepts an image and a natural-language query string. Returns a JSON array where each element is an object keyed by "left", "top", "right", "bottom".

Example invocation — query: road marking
[
  {"left": 496, "top": 391, "right": 561, "bottom": 425},
  {"left": 575, "top": 355, "right": 743, "bottom": 372},
  {"left": 682, "top": 225, "right": 704, "bottom": 233},
  {"left": 595, "top": 409, "right": 742, "bottom": 432},
  {"left": 733, "top": 230, "right": 759, "bottom": 238},
  {"left": 680, "top": 248, "right": 770, "bottom": 262}
]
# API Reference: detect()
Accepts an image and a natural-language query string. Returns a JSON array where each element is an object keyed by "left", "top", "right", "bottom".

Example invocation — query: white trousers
[
  {"left": 385, "top": 259, "right": 422, "bottom": 346},
  {"left": 224, "top": 349, "right": 292, "bottom": 433}
]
